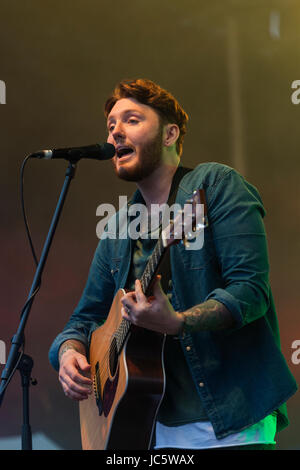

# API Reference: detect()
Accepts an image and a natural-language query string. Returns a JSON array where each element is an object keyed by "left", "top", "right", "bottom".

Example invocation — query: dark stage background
[{"left": 0, "top": 0, "right": 299, "bottom": 450}]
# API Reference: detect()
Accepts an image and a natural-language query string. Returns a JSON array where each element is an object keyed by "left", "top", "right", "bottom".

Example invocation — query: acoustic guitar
[{"left": 79, "top": 190, "right": 205, "bottom": 450}]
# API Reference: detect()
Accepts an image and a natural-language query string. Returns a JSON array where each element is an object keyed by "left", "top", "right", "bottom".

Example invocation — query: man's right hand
[{"left": 58, "top": 341, "right": 93, "bottom": 401}]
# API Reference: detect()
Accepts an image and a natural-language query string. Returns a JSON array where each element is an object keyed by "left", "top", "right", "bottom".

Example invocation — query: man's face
[{"left": 106, "top": 98, "right": 163, "bottom": 182}]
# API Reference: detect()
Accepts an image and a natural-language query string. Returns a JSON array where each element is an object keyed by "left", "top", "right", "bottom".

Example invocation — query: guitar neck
[{"left": 140, "top": 236, "right": 166, "bottom": 296}]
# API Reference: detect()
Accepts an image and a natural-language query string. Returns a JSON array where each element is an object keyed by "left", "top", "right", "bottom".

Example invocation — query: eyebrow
[{"left": 107, "top": 109, "right": 143, "bottom": 123}]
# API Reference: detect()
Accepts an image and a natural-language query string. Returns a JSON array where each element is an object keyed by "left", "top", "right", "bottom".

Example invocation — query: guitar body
[{"left": 79, "top": 288, "right": 166, "bottom": 450}]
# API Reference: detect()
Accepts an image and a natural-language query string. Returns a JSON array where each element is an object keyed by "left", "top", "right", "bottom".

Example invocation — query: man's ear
[{"left": 163, "top": 123, "right": 180, "bottom": 148}]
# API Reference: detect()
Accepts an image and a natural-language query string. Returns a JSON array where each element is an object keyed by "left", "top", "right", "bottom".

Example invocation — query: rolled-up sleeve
[
  {"left": 205, "top": 169, "right": 270, "bottom": 329},
  {"left": 48, "top": 237, "right": 115, "bottom": 371}
]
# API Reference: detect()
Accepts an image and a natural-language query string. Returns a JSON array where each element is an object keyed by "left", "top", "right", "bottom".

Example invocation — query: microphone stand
[{"left": 0, "top": 161, "right": 77, "bottom": 450}]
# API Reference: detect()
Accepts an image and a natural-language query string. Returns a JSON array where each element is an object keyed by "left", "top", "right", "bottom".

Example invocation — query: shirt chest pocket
[
  {"left": 110, "top": 257, "right": 122, "bottom": 285},
  {"left": 176, "top": 232, "right": 217, "bottom": 270}
]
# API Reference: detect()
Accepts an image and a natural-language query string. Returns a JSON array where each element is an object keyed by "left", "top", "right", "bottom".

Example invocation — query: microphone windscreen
[{"left": 100, "top": 143, "right": 115, "bottom": 159}]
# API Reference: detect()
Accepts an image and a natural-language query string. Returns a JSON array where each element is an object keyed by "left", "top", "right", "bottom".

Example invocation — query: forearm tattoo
[
  {"left": 182, "top": 299, "right": 236, "bottom": 333},
  {"left": 58, "top": 340, "right": 86, "bottom": 363}
]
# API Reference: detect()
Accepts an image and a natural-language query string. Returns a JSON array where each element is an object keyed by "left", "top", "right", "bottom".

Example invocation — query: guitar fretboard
[{"left": 140, "top": 237, "right": 165, "bottom": 295}]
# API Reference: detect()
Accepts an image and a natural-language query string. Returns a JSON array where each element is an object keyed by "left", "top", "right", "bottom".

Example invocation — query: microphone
[{"left": 29, "top": 143, "right": 115, "bottom": 162}]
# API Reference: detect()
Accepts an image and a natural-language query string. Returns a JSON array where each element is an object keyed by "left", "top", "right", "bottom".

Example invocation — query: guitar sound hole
[{"left": 109, "top": 337, "right": 118, "bottom": 377}]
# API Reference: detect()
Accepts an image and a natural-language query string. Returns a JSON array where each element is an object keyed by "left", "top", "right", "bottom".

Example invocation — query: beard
[{"left": 112, "top": 125, "right": 163, "bottom": 182}]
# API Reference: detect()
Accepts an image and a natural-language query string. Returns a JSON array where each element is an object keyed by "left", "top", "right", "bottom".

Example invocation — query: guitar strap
[{"left": 157, "top": 166, "right": 193, "bottom": 294}]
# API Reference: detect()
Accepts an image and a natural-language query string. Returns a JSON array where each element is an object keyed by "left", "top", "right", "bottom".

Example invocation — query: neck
[{"left": 136, "top": 162, "right": 179, "bottom": 208}]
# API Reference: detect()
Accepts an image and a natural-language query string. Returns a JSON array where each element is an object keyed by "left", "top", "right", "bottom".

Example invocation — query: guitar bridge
[{"left": 93, "top": 361, "right": 103, "bottom": 416}]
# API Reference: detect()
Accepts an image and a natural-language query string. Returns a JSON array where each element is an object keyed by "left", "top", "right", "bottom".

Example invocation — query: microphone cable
[
  {"left": 21, "top": 155, "right": 39, "bottom": 267},
  {"left": 0, "top": 157, "right": 38, "bottom": 396},
  {"left": 18, "top": 156, "right": 41, "bottom": 355}
]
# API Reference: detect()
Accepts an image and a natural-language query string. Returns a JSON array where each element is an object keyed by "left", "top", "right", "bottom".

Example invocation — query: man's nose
[{"left": 112, "top": 121, "right": 126, "bottom": 141}]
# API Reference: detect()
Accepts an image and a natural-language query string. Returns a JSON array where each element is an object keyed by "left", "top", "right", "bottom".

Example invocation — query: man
[{"left": 49, "top": 78, "right": 297, "bottom": 450}]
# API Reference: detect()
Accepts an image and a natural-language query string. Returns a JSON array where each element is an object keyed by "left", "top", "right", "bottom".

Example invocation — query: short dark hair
[{"left": 104, "top": 78, "right": 189, "bottom": 156}]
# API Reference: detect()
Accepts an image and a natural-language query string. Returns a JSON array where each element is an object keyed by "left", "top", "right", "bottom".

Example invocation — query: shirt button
[
  {"left": 199, "top": 382, "right": 204, "bottom": 387},
  {"left": 186, "top": 346, "right": 191, "bottom": 351}
]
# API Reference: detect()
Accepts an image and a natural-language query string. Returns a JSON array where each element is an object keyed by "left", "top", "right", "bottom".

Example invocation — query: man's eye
[{"left": 128, "top": 118, "right": 138, "bottom": 124}]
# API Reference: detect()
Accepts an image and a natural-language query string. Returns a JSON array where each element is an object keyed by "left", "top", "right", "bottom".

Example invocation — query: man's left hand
[{"left": 121, "top": 275, "right": 184, "bottom": 335}]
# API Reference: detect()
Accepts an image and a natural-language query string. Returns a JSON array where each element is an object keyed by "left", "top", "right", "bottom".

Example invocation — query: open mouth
[{"left": 116, "top": 146, "right": 135, "bottom": 159}]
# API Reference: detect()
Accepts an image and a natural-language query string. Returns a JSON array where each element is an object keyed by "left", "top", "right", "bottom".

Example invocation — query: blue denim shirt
[{"left": 49, "top": 162, "right": 297, "bottom": 439}]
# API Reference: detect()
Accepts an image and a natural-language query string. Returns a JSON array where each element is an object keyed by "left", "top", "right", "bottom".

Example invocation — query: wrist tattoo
[
  {"left": 182, "top": 299, "right": 235, "bottom": 333},
  {"left": 58, "top": 340, "right": 85, "bottom": 363}
]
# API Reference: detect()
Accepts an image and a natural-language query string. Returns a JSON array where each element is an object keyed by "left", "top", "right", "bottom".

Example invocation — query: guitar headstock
[{"left": 161, "top": 189, "right": 208, "bottom": 250}]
